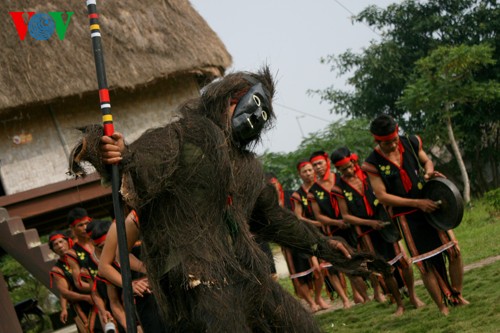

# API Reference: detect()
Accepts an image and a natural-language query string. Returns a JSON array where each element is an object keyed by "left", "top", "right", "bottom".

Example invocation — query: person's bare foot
[
  {"left": 353, "top": 294, "right": 365, "bottom": 304},
  {"left": 457, "top": 295, "right": 470, "bottom": 305},
  {"left": 393, "top": 306, "right": 405, "bottom": 316},
  {"left": 342, "top": 300, "right": 352, "bottom": 309},
  {"left": 374, "top": 292, "right": 387, "bottom": 303},
  {"left": 439, "top": 306, "right": 449, "bottom": 316},
  {"left": 316, "top": 298, "right": 330, "bottom": 310},
  {"left": 308, "top": 302, "right": 320, "bottom": 313},
  {"left": 410, "top": 295, "right": 426, "bottom": 308}
]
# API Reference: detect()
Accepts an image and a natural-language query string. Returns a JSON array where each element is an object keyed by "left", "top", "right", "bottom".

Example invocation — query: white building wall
[{"left": 0, "top": 76, "right": 199, "bottom": 195}]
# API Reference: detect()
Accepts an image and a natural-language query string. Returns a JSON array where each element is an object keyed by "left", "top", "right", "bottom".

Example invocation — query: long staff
[{"left": 85, "top": 1, "right": 136, "bottom": 331}]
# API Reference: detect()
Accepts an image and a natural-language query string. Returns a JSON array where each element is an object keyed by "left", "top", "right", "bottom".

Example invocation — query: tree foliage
[
  {"left": 398, "top": 43, "right": 500, "bottom": 139},
  {"left": 315, "top": 0, "right": 500, "bottom": 193},
  {"left": 398, "top": 43, "right": 500, "bottom": 202}
]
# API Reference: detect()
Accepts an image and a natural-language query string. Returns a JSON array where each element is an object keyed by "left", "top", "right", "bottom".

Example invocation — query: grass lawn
[
  {"left": 316, "top": 262, "right": 499, "bottom": 332},
  {"left": 453, "top": 199, "right": 500, "bottom": 265}
]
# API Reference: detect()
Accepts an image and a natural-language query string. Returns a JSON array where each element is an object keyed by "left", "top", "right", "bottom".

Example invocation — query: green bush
[{"left": 483, "top": 188, "right": 500, "bottom": 211}]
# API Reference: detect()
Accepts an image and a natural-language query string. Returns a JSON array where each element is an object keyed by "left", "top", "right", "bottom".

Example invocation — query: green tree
[
  {"left": 398, "top": 43, "right": 500, "bottom": 203},
  {"left": 315, "top": 0, "right": 500, "bottom": 193}
]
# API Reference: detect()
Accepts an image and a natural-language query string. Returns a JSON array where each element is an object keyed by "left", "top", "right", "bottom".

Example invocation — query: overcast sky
[{"left": 190, "top": 0, "right": 396, "bottom": 154}]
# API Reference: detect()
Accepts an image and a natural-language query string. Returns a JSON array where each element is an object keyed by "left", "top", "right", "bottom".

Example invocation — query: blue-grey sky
[{"left": 190, "top": 0, "right": 395, "bottom": 154}]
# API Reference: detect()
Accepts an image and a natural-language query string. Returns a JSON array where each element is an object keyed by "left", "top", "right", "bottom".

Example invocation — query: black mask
[{"left": 231, "top": 82, "right": 271, "bottom": 146}]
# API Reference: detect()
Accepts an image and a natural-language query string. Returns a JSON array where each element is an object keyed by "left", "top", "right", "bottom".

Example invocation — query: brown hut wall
[{"left": 1, "top": 75, "right": 200, "bottom": 195}]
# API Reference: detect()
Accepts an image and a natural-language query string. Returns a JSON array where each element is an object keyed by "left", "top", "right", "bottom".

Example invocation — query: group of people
[
  {"left": 277, "top": 114, "right": 468, "bottom": 316},
  {"left": 59, "top": 67, "right": 466, "bottom": 332},
  {"left": 48, "top": 207, "right": 164, "bottom": 333}
]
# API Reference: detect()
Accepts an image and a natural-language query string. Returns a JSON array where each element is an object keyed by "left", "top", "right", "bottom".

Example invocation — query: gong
[{"left": 422, "top": 177, "right": 464, "bottom": 230}]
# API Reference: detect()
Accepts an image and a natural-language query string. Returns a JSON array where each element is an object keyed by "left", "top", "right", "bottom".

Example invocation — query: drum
[
  {"left": 422, "top": 177, "right": 464, "bottom": 230},
  {"left": 374, "top": 204, "right": 401, "bottom": 243}
]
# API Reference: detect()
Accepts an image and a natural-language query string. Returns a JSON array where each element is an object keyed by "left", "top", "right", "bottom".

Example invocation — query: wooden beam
[{"left": 0, "top": 173, "right": 113, "bottom": 235}]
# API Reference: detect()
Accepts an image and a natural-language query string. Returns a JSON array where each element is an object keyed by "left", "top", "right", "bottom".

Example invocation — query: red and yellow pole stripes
[{"left": 85, "top": 0, "right": 114, "bottom": 137}]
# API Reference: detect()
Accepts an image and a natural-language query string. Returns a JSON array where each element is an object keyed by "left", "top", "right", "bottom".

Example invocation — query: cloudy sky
[{"left": 190, "top": 0, "right": 396, "bottom": 154}]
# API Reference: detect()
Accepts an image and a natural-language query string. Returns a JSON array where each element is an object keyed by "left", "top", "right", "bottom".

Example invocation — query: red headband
[
  {"left": 310, "top": 155, "right": 326, "bottom": 163},
  {"left": 49, "top": 234, "right": 66, "bottom": 243},
  {"left": 373, "top": 125, "right": 399, "bottom": 141},
  {"left": 334, "top": 156, "right": 352, "bottom": 167},
  {"left": 297, "top": 161, "right": 312, "bottom": 171},
  {"left": 49, "top": 234, "right": 73, "bottom": 249},
  {"left": 71, "top": 216, "right": 91, "bottom": 227},
  {"left": 92, "top": 234, "right": 107, "bottom": 246}
]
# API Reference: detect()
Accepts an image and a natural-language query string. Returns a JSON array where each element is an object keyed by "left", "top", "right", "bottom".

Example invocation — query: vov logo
[{"left": 10, "top": 12, "right": 74, "bottom": 41}]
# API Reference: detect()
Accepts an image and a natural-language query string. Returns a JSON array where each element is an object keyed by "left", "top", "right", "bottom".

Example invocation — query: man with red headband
[
  {"left": 64, "top": 208, "right": 106, "bottom": 332},
  {"left": 49, "top": 231, "right": 94, "bottom": 332},
  {"left": 65, "top": 207, "right": 94, "bottom": 293},
  {"left": 362, "top": 114, "right": 468, "bottom": 315},
  {"left": 308, "top": 150, "right": 369, "bottom": 306},
  {"left": 331, "top": 147, "right": 426, "bottom": 315},
  {"left": 287, "top": 159, "right": 330, "bottom": 312}
]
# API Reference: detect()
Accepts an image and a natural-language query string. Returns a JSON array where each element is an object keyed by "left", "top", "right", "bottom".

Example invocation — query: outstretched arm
[{"left": 367, "top": 172, "right": 438, "bottom": 213}]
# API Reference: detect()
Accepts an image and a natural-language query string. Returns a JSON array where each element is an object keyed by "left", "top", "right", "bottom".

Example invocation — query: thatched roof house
[
  {"left": 1, "top": 0, "right": 231, "bottom": 110},
  {"left": 0, "top": 0, "right": 232, "bottom": 198}
]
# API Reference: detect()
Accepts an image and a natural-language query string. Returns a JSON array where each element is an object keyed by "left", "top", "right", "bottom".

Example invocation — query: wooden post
[{"left": 0, "top": 271, "right": 22, "bottom": 333}]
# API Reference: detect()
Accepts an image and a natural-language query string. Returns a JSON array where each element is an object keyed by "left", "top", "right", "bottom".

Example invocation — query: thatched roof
[{"left": 1, "top": 0, "right": 232, "bottom": 111}]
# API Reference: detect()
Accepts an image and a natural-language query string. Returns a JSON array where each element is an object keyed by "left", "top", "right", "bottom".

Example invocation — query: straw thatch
[{"left": 0, "top": 0, "right": 232, "bottom": 112}]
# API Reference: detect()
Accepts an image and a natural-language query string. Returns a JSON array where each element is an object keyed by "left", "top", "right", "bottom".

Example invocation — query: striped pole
[{"left": 85, "top": 1, "right": 137, "bottom": 331}]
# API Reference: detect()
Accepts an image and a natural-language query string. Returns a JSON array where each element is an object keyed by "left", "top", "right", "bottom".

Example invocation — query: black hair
[
  {"left": 369, "top": 114, "right": 397, "bottom": 136},
  {"left": 309, "top": 150, "right": 327, "bottom": 161},
  {"left": 330, "top": 147, "right": 352, "bottom": 165},
  {"left": 264, "top": 172, "right": 278, "bottom": 182},
  {"left": 86, "top": 219, "right": 112, "bottom": 241},
  {"left": 67, "top": 207, "right": 88, "bottom": 226}
]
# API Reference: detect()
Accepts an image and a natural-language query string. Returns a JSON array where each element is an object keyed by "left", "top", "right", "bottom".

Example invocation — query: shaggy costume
[{"left": 69, "top": 67, "right": 388, "bottom": 332}]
